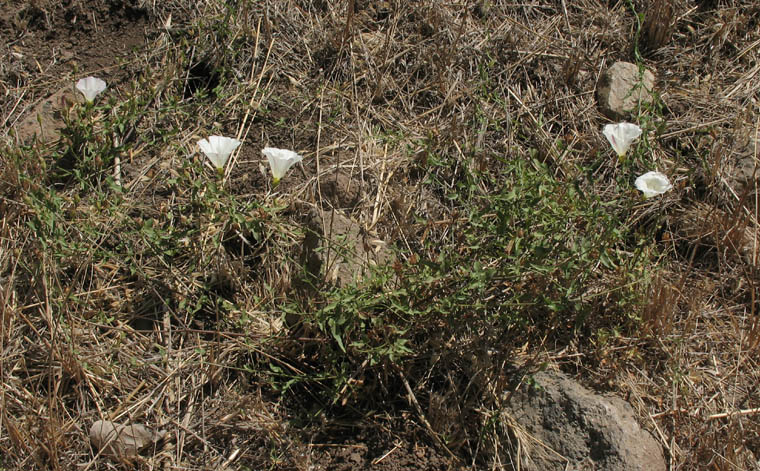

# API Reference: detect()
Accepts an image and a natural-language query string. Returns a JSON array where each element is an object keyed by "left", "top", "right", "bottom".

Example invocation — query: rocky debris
[
  {"left": 723, "top": 127, "right": 759, "bottom": 196},
  {"left": 674, "top": 201, "right": 758, "bottom": 265},
  {"left": 89, "top": 420, "right": 166, "bottom": 459},
  {"left": 12, "top": 87, "right": 78, "bottom": 145},
  {"left": 301, "top": 208, "right": 388, "bottom": 288},
  {"left": 729, "top": 152, "right": 758, "bottom": 193},
  {"left": 597, "top": 61, "right": 656, "bottom": 119},
  {"left": 503, "top": 371, "right": 666, "bottom": 471}
]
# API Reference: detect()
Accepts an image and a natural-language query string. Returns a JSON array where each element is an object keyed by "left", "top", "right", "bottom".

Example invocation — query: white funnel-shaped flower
[
  {"left": 75, "top": 76, "right": 107, "bottom": 103},
  {"left": 603, "top": 122, "right": 642, "bottom": 158},
  {"left": 262, "top": 147, "right": 303, "bottom": 184},
  {"left": 197, "top": 136, "right": 241, "bottom": 170},
  {"left": 635, "top": 171, "right": 672, "bottom": 198}
]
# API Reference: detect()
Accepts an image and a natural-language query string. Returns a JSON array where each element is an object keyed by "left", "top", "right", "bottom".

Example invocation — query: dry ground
[{"left": 1, "top": 0, "right": 760, "bottom": 470}]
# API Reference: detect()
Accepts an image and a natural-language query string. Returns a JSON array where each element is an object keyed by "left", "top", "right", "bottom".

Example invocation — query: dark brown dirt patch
[
  {"left": 2, "top": 0, "right": 154, "bottom": 136},
  {"left": 3, "top": 0, "right": 150, "bottom": 82}
]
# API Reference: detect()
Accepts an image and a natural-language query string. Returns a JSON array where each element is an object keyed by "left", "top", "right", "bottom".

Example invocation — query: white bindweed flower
[
  {"left": 603, "top": 122, "right": 642, "bottom": 158},
  {"left": 197, "top": 136, "right": 241, "bottom": 170},
  {"left": 635, "top": 171, "right": 672, "bottom": 198},
  {"left": 75, "top": 76, "right": 107, "bottom": 103},
  {"left": 262, "top": 147, "right": 303, "bottom": 184}
]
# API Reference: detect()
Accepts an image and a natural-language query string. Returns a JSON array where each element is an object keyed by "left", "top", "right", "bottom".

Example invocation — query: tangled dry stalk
[{"left": 1, "top": 0, "right": 759, "bottom": 469}]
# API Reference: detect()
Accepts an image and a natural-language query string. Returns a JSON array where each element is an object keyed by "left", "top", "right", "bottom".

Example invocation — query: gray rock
[
  {"left": 301, "top": 208, "right": 387, "bottom": 288},
  {"left": 725, "top": 131, "right": 759, "bottom": 264},
  {"left": 12, "top": 87, "right": 78, "bottom": 145},
  {"left": 724, "top": 128, "right": 758, "bottom": 195},
  {"left": 597, "top": 62, "right": 656, "bottom": 119},
  {"left": 89, "top": 420, "right": 166, "bottom": 459},
  {"left": 503, "top": 371, "right": 666, "bottom": 471}
]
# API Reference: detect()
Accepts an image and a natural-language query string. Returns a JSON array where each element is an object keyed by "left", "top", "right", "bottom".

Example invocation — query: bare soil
[{"left": 2, "top": 0, "right": 150, "bottom": 96}]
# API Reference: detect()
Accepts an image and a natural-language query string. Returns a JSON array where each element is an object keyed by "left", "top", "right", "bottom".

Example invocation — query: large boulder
[
  {"left": 301, "top": 208, "right": 388, "bottom": 288},
  {"left": 89, "top": 420, "right": 165, "bottom": 459},
  {"left": 723, "top": 126, "right": 759, "bottom": 196},
  {"left": 504, "top": 371, "right": 666, "bottom": 471},
  {"left": 597, "top": 61, "right": 656, "bottom": 119},
  {"left": 12, "top": 87, "right": 78, "bottom": 145}
]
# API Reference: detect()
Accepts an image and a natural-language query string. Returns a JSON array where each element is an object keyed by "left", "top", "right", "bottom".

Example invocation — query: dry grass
[{"left": 1, "top": 0, "right": 760, "bottom": 469}]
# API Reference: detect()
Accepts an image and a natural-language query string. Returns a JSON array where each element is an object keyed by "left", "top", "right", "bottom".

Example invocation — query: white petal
[
  {"left": 635, "top": 171, "right": 672, "bottom": 198},
  {"left": 603, "top": 122, "right": 642, "bottom": 157},
  {"left": 197, "top": 135, "right": 241, "bottom": 169},
  {"left": 75, "top": 76, "right": 107, "bottom": 102},
  {"left": 197, "top": 138, "right": 213, "bottom": 155},
  {"left": 262, "top": 147, "right": 303, "bottom": 181}
]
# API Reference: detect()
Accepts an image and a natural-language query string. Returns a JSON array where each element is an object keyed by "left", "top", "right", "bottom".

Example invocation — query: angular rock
[
  {"left": 503, "top": 371, "right": 666, "bottom": 471},
  {"left": 12, "top": 87, "right": 78, "bottom": 145},
  {"left": 597, "top": 62, "right": 656, "bottom": 119},
  {"left": 724, "top": 128, "right": 759, "bottom": 195},
  {"left": 301, "top": 208, "right": 387, "bottom": 288},
  {"left": 675, "top": 202, "right": 758, "bottom": 266},
  {"left": 89, "top": 420, "right": 166, "bottom": 459}
]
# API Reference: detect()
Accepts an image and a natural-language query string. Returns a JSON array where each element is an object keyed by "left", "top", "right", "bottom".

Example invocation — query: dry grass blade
[{"left": 1, "top": 0, "right": 760, "bottom": 469}]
